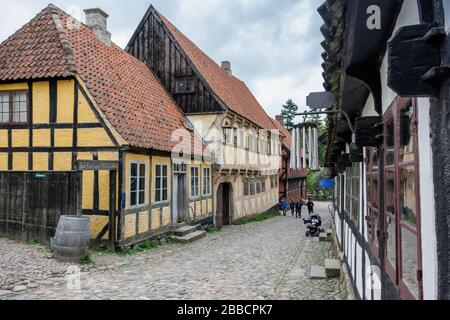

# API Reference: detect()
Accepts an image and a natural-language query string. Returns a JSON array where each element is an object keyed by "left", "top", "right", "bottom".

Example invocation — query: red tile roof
[
  {"left": 156, "top": 10, "right": 277, "bottom": 131},
  {"left": 271, "top": 118, "right": 292, "bottom": 150},
  {"left": 0, "top": 5, "right": 205, "bottom": 155}
]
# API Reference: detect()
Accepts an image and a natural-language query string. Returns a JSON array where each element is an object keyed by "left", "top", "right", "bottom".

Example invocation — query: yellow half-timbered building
[{"left": 0, "top": 5, "right": 213, "bottom": 248}]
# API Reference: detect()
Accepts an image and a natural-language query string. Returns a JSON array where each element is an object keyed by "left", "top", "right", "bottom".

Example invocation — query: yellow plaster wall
[
  {"left": 78, "top": 128, "right": 114, "bottom": 147},
  {"left": 12, "top": 153, "right": 28, "bottom": 171},
  {"left": 33, "top": 153, "right": 48, "bottom": 171},
  {"left": 0, "top": 130, "right": 7, "bottom": 148},
  {"left": 98, "top": 152, "right": 119, "bottom": 161},
  {"left": 124, "top": 214, "right": 137, "bottom": 239},
  {"left": 208, "top": 199, "right": 213, "bottom": 213},
  {"left": 86, "top": 215, "right": 109, "bottom": 240},
  {"left": 76, "top": 152, "right": 93, "bottom": 161},
  {"left": 0, "top": 83, "right": 28, "bottom": 91},
  {"left": 33, "top": 82, "right": 50, "bottom": 124},
  {"left": 33, "top": 129, "right": 51, "bottom": 147},
  {"left": 54, "top": 129, "right": 73, "bottom": 147},
  {"left": 138, "top": 211, "right": 150, "bottom": 234},
  {"left": 57, "top": 80, "right": 74, "bottom": 123},
  {"left": 162, "top": 207, "right": 171, "bottom": 226},
  {"left": 0, "top": 153, "right": 7, "bottom": 171},
  {"left": 11, "top": 130, "right": 29, "bottom": 147},
  {"left": 78, "top": 91, "right": 98, "bottom": 123},
  {"left": 53, "top": 153, "right": 72, "bottom": 171},
  {"left": 99, "top": 171, "right": 110, "bottom": 211},
  {"left": 151, "top": 209, "right": 161, "bottom": 230},
  {"left": 82, "top": 170, "right": 94, "bottom": 210}
]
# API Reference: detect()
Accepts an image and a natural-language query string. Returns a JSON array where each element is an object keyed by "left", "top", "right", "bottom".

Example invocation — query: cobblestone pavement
[{"left": 1, "top": 202, "right": 347, "bottom": 300}]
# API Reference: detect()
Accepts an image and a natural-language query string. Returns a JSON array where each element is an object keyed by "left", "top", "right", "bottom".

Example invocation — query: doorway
[
  {"left": 216, "top": 183, "right": 232, "bottom": 227},
  {"left": 172, "top": 173, "right": 187, "bottom": 224}
]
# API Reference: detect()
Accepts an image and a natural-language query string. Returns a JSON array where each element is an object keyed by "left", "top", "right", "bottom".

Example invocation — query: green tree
[{"left": 281, "top": 99, "right": 297, "bottom": 131}]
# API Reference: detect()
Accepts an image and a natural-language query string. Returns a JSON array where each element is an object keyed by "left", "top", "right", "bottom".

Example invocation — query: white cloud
[{"left": 0, "top": 0, "right": 325, "bottom": 119}]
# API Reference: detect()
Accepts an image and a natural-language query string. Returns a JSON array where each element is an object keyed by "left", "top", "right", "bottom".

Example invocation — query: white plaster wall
[
  {"left": 364, "top": 252, "right": 372, "bottom": 300},
  {"left": 417, "top": 98, "right": 438, "bottom": 300},
  {"left": 356, "top": 243, "right": 363, "bottom": 297}
]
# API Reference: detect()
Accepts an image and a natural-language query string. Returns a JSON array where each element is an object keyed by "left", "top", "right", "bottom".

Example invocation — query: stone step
[
  {"left": 174, "top": 225, "right": 199, "bottom": 237},
  {"left": 325, "top": 259, "right": 341, "bottom": 278},
  {"left": 173, "top": 230, "right": 206, "bottom": 244},
  {"left": 310, "top": 266, "right": 327, "bottom": 279},
  {"left": 327, "top": 229, "right": 333, "bottom": 236},
  {"left": 319, "top": 233, "right": 329, "bottom": 242}
]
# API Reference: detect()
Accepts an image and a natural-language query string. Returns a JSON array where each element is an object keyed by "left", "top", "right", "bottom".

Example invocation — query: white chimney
[
  {"left": 84, "top": 8, "right": 111, "bottom": 46},
  {"left": 221, "top": 61, "right": 232, "bottom": 76}
]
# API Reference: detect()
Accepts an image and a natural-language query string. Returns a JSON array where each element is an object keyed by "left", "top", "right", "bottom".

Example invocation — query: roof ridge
[
  {"left": 49, "top": 6, "right": 77, "bottom": 76},
  {"left": 154, "top": 8, "right": 277, "bottom": 130}
]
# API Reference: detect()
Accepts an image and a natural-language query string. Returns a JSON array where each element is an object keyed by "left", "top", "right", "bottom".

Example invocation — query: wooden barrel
[{"left": 54, "top": 216, "right": 90, "bottom": 263}]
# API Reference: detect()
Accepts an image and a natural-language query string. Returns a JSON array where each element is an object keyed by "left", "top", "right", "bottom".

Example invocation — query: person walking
[
  {"left": 296, "top": 199, "right": 304, "bottom": 219},
  {"left": 307, "top": 197, "right": 315, "bottom": 217},
  {"left": 290, "top": 200, "right": 296, "bottom": 217},
  {"left": 280, "top": 198, "right": 289, "bottom": 216}
]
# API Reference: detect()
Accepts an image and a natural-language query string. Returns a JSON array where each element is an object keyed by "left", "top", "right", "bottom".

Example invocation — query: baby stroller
[{"left": 303, "top": 214, "right": 322, "bottom": 237}]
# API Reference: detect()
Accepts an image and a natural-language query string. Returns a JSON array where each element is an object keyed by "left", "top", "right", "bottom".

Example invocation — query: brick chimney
[
  {"left": 275, "top": 115, "right": 285, "bottom": 127},
  {"left": 221, "top": 61, "right": 232, "bottom": 76},
  {"left": 84, "top": 8, "right": 111, "bottom": 46}
]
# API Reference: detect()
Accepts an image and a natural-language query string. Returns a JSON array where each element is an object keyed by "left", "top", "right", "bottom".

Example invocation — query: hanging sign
[{"left": 320, "top": 179, "right": 335, "bottom": 189}]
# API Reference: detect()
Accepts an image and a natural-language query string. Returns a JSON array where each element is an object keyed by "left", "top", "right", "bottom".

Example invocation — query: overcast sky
[{"left": 0, "top": 0, "right": 324, "bottom": 117}]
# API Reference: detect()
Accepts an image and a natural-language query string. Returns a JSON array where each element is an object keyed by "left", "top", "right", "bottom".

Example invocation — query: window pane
[
  {"left": 155, "top": 191, "right": 161, "bottom": 203},
  {"left": 162, "top": 177, "right": 168, "bottom": 189},
  {"left": 401, "top": 227, "right": 419, "bottom": 299},
  {"left": 162, "top": 189, "right": 168, "bottom": 201},
  {"left": 156, "top": 165, "right": 161, "bottom": 177},
  {"left": 139, "top": 178, "right": 145, "bottom": 192},
  {"left": 0, "top": 93, "right": 9, "bottom": 124},
  {"left": 163, "top": 165, "right": 168, "bottom": 177},
  {"left": 400, "top": 166, "right": 417, "bottom": 228},
  {"left": 131, "top": 177, "right": 137, "bottom": 192},
  {"left": 19, "top": 112, "right": 27, "bottom": 122},
  {"left": 386, "top": 169, "right": 396, "bottom": 269},
  {"left": 399, "top": 105, "right": 414, "bottom": 163},
  {"left": 155, "top": 178, "right": 161, "bottom": 190},
  {"left": 373, "top": 210, "right": 379, "bottom": 248},
  {"left": 130, "top": 191, "right": 137, "bottom": 206},
  {"left": 386, "top": 120, "right": 395, "bottom": 166},
  {"left": 139, "top": 191, "right": 145, "bottom": 205},
  {"left": 131, "top": 164, "right": 137, "bottom": 177},
  {"left": 139, "top": 164, "right": 145, "bottom": 177},
  {"left": 1, "top": 113, "right": 8, "bottom": 123}
]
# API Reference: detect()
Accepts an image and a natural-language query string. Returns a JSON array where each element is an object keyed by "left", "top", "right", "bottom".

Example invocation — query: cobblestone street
[{"left": 0, "top": 202, "right": 347, "bottom": 300}]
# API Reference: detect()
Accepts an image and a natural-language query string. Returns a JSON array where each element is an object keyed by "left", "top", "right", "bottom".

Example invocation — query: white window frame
[
  {"left": 154, "top": 163, "right": 169, "bottom": 204},
  {"left": 129, "top": 161, "right": 147, "bottom": 209},
  {"left": 203, "top": 167, "right": 211, "bottom": 196},
  {"left": 190, "top": 166, "right": 200, "bottom": 199}
]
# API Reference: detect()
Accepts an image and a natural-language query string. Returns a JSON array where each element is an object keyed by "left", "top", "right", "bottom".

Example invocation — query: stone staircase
[{"left": 172, "top": 225, "right": 206, "bottom": 244}]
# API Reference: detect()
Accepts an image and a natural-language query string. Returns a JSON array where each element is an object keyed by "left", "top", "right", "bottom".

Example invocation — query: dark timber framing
[{"left": 126, "top": 6, "right": 225, "bottom": 115}]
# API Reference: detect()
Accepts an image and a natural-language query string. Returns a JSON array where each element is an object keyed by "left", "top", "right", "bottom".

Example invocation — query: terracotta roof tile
[
  {"left": 0, "top": 5, "right": 205, "bottom": 155},
  {"left": 157, "top": 10, "right": 277, "bottom": 131}
]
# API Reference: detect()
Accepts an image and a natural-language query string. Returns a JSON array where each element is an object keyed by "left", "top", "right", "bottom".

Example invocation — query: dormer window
[{"left": 175, "top": 77, "right": 196, "bottom": 94}]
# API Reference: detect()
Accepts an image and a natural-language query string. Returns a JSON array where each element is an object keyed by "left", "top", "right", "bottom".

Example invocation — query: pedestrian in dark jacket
[
  {"left": 290, "top": 200, "right": 296, "bottom": 216},
  {"left": 295, "top": 200, "right": 303, "bottom": 219},
  {"left": 307, "top": 198, "right": 314, "bottom": 216}
]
